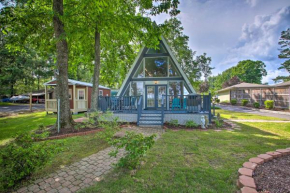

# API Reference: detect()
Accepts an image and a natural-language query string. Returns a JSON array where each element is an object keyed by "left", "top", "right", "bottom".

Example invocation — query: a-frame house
[
  {"left": 117, "top": 36, "right": 196, "bottom": 110},
  {"left": 99, "top": 36, "right": 211, "bottom": 126}
]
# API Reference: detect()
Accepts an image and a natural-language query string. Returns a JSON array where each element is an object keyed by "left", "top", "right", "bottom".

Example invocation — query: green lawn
[
  {"left": 0, "top": 111, "right": 109, "bottom": 190},
  {"left": 215, "top": 109, "right": 286, "bottom": 120},
  {"left": 0, "top": 102, "right": 18, "bottom": 106},
  {"left": 0, "top": 112, "right": 84, "bottom": 145},
  {"left": 82, "top": 122, "right": 290, "bottom": 193}
]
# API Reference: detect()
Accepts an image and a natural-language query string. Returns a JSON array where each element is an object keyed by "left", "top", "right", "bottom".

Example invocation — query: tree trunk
[
  {"left": 90, "top": 25, "right": 101, "bottom": 111},
  {"left": 53, "top": 0, "right": 74, "bottom": 129}
]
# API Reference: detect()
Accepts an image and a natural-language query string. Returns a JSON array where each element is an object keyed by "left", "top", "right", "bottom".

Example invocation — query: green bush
[
  {"left": 109, "top": 131, "right": 156, "bottom": 169},
  {"left": 185, "top": 120, "right": 198, "bottom": 128},
  {"left": 0, "top": 133, "right": 61, "bottom": 190},
  {"left": 253, "top": 102, "right": 260, "bottom": 108},
  {"left": 168, "top": 119, "right": 178, "bottom": 127},
  {"left": 222, "top": 100, "right": 229, "bottom": 103},
  {"left": 264, "top": 100, "right": 274, "bottom": 109},
  {"left": 241, "top": 99, "right": 249, "bottom": 106},
  {"left": 215, "top": 119, "right": 223, "bottom": 128},
  {"left": 230, "top": 99, "right": 237, "bottom": 105}
]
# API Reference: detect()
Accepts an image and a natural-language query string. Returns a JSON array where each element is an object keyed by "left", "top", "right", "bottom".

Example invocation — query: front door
[{"left": 145, "top": 85, "right": 167, "bottom": 109}]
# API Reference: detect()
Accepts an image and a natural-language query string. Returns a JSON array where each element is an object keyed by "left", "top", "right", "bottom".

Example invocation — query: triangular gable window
[
  {"left": 169, "top": 59, "right": 181, "bottom": 77},
  {"left": 146, "top": 43, "right": 167, "bottom": 54},
  {"left": 133, "top": 60, "right": 144, "bottom": 78}
]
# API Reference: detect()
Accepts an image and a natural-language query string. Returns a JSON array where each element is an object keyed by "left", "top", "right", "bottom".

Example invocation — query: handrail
[
  {"left": 161, "top": 95, "right": 165, "bottom": 125},
  {"left": 137, "top": 95, "right": 143, "bottom": 126}
]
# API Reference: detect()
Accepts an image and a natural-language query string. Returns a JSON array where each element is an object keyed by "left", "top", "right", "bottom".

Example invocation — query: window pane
[
  {"left": 145, "top": 57, "right": 168, "bottom": 77},
  {"left": 131, "top": 82, "right": 143, "bottom": 96},
  {"left": 169, "top": 82, "right": 183, "bottom": 96},
  {"left": 169, "top": 59, "right": 181, "bottom": 77},
  {"left": 78, "top": 90, "right": 85, "bottom": 100},
  {"left": 146, "top": 43, "right": 167, "bottom": 54},
  {"left": 133, "top": 60, "right": 144, "bottom": 78}
]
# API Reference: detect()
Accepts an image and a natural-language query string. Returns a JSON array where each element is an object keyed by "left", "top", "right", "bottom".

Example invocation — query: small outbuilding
[{"left": 44, "top": 79, "right": 111, "bottom": 114}]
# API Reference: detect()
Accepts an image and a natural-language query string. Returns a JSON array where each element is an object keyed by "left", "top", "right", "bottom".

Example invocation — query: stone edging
[{"left": 237, "top": 148, "right": 290, "bottom": 193}]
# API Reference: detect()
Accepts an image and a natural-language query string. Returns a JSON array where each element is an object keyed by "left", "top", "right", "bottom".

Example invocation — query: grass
[
  {"left": 0, "top": 111, "right": 84, "bottom": 145},
  {"left": 82, "top": 122, "right": 290, "bottom": 193},
  {"left": 215, "top": 109, "right": 286, "bottom": 120},
  {"left": 0, "top": 102, "right": 18, "bottom": 106}
]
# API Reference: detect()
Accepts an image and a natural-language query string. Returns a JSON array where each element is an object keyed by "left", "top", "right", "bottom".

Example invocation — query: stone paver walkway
[{"left": 16, "top": 127, "right": 164, "bottom": 193}]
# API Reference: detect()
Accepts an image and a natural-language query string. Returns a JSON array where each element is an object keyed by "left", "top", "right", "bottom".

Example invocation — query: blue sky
[{"left": 153, "top": 0, "right": 290, "bottom": 84}]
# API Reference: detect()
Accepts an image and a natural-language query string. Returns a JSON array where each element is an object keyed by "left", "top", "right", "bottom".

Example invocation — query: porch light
[{"left": 154, "top": 81, "right": 159, "bottom": 84}]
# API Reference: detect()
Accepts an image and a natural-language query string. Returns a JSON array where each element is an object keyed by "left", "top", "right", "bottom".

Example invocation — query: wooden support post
[
  {"left": 250, "top": 88, "right": 252, "bottom": 104},
  {"left": 273, "top": 87, "right": 275, "bottom": 108},
  {"left": 260, "top": 88, "right": 262, "bottom": 106},
  {"left": 288, "top": 86, "right": 290, "bottom": 110},
  {"left": 73, "top": 84, "right": 76, "bottom": 114},
  {"left": 29, "top": 93, "right": 32, "bottom": 112},
  {"left": 86, "top": 86, "right": 88, "bottom": 110},
  {"left": 45, "top": 85, "right": 48, "bottom": 114}
]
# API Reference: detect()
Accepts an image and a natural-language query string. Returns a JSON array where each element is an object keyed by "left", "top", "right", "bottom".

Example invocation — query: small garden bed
[
  {"left": 163, "top": 120, "right": 232, "bottom": 130},
  {"left": 254, "top": 155, "right": 290, "bottom": 193}
]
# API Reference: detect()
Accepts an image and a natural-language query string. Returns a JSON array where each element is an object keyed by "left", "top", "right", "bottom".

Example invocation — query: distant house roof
[
  {"left": 217, "top": 81, "right": 290, "bottom": 93},
  {"left": 44, "top": 79, "right": 111, "bottom": 90},
  {"left": 217, "top": 83, "right": 270, "bottom": 92},
  {"left": 274, "top": 80, "right": 290, "bottom": 87}
]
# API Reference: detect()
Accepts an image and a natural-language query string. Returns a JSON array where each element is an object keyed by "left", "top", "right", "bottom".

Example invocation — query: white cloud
[
  {"left": 262, "top": 69, "right": 288, "bottom": 84},
  {"left": 245, "top": 0, "right": 259, "bottom": 7},
  {"left": 219, "top": 6, "right": 290, "bottom": 71}
]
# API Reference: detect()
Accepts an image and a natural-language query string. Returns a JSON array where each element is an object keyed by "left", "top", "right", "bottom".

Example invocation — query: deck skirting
[{"left": 112, "top": 113, "right": 208, "bottom": 125}]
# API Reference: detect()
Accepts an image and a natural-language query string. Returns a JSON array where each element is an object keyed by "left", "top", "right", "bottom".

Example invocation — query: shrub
[
  {"left": 241, "top": 99, "right": 248, "bottom": 106},
  {"left": 253, "top": 102, "right": 260, "bottom": 108},
  {"left": 215, "top": 98, "right": 220, "bottom": 103},
  {"left": 215, "top": 119, "right": 223, "bottom": 128},
  {"left": 264, "top": 100, "right": 274, "bottom": 109},
  {"left": 185, "top": 120, "right": 198, "bottom": 128},
  {"left": 168, "top": 119, "right": 178, "bottom": 127},
  {"left": 222, "top": 100, "right": 229, "bottom": 103},
  {"left": 230, "top": 99, "right": 237, "bottom": 105},
  {"left": 109, "top": 132, "right": 156, "bottom": 169},
  {"left": 0, "top": 133, "right": 61, "bottom": 190}
]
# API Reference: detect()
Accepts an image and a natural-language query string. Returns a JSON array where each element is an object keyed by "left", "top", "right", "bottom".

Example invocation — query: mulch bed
[
  {"left": 163, "top": 121, "right": 231, "bottom": 131},
  {"left": 254, "top": 155, "right": 290, "bottom": 193}
]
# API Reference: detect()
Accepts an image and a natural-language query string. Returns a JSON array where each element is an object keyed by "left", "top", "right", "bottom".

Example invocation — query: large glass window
[
  {"left": 145, "top": 57, "right": 168, "bottom": 77},
  {"left": 169, "top": 59, "right": 181, "bottom": 77},
  {"left": 131, "top": 82, "right": 144, "bottom": 96},
  {"left": 169, "top": 82, "right": 183, "bottom": 96},
  {"left": 146, "top": 43, "right": 167, "bottom": 54}
]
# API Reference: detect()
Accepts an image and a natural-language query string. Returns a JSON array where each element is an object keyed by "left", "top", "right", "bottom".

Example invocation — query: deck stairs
[{"left": 138, "top": 110, "right": 163, "bottom": 126}]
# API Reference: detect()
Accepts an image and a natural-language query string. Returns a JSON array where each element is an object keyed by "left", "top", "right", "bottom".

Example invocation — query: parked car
[
  {"left": 10, "top": 95, "right": 30, "bottom": 103},
  {"left": 1, "top": 96, "right": 11, "bottom": 102}
]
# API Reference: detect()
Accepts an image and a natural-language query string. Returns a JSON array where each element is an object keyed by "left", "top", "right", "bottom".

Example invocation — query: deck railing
[
  {"left": 98, "top": 94, "right": 212, "bottom": 122},
  {"left": 98, "top": 96, "right": 141, "bottom": 112}
]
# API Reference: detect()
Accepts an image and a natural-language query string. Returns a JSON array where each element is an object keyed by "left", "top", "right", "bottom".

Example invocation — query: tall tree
[
  {"left": 53, "top": 0, "right": 74, "bottom": 129},
  {"left": 222, "top": 76, "right": 241, "bottom": 88},
  {"left": 274, "top": 28, "right": 290, "bottom": 82},
  {"left": 162, "top": 18, "right": 201, "bottom": 88},
  {"left": 196, "top": 53, "right": 213, "bottom": 81},
  {"left": 66, "top": 0, "right": 181, "bottom": 111}
]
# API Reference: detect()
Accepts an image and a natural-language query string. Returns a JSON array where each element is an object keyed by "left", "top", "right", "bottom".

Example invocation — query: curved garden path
[{"left": 16, "top": 127, "right": 164, "bottom": 193}]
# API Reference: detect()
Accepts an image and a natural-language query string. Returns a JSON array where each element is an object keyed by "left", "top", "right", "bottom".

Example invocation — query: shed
[{"left": 44, "top": 79, "right": 111, "bottom": 114}]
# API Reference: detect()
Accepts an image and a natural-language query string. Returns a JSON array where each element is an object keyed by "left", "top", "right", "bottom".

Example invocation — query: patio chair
[{"left": 172, "top": 98, "right": 181, "bottom": 110}]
